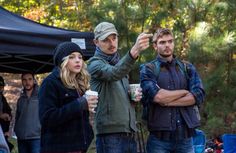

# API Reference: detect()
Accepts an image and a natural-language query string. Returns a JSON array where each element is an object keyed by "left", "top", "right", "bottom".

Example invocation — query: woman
[{"left": 39, "top": 42, "right": 98, "bottom": 153}]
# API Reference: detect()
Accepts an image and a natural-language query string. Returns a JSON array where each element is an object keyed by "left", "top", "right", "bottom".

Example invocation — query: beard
[
  {"left": 159, "top": 53, "right": 172, "bottom": 58},
  {"left": 24, "top": 85, "right": 34, "bottom": 91}
]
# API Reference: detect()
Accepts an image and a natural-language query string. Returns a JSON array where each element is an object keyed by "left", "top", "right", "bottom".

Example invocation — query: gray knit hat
[{"left": 53, "top": 42, "right": 83, "bottom": 66}]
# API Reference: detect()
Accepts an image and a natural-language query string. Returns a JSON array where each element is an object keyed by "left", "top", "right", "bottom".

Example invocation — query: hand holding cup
[
  {"left": 130, "top": 84, "right": 142, "bottom": 102},
  {"left": 134, "top": 87, "right": 142, "bottom": 102},
  {"left": 85, "top": 90, "right": 98, "bottom": 113}
]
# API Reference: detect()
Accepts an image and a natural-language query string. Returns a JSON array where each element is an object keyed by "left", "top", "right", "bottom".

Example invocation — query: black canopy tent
[{"left": 0, "top": 6, "right": 96, "bottom": 74}]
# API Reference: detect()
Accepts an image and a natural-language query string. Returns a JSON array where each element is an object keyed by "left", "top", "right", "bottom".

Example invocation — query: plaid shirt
[
  {"left": 186, "top": 62, "right": 205, "bottom": 105},
  {"left": 140, "top": 57, "right": 205, "bottom": 105},
  {"left": 140, "top": 57, "right": 205, "bottom": 132}
]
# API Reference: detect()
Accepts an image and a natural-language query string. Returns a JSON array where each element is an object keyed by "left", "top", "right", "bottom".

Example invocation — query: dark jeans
[
  {"left": 96, "top": 133, "right": 137, "bottom": 153},
  {"left": 17, "top": 139, "right": 40, "bottom": 153},
  {"left": 146, "top": 134, "right": 194, "bottom": 153}
]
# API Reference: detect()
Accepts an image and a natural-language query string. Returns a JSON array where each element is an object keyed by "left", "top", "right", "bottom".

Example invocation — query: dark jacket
[
  {"left": 0, "top": 95, "right": 11, "bottom": 133},
  {"left": 87, "top": 52, "right": 138, "bottom": 135},
  {"left": 140, "top": 57, "right": 205, "bottom": 131},
  {"left": 14, "top": 85, "right": 41, "bottom": 140},
  {"left": 38, "top": 67, "right": 94, "bottom": 152}
]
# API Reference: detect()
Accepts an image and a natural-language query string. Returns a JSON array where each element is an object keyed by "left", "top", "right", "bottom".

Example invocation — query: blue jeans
[
  {"left": 17, "top": 139, "right": 40, "bottom": 153},
  {"left": 146, "top": 134, "right": 194, "bottom": 153},
  {"left": 96, "top": 134, "right": 137, "bottom": 153}
]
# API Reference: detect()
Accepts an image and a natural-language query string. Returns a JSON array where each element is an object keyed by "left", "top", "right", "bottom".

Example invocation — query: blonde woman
[{"left": 39, "top": 42, "right": 98, "bottom": 153}]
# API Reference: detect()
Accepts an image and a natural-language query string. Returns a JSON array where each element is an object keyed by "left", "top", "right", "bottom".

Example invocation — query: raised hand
[{"left": 130, "top": 33, "right": 153, "bottom": 58}]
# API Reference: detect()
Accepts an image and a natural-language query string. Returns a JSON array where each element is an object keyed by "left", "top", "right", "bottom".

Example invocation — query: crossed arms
[{"left": 153, "top": 88, "right": 196, "bottom": 107}]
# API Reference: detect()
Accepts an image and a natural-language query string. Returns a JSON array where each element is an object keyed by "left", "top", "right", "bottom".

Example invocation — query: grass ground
[{"left": 8, "top": 138, "right": 17, "bottom": 153}]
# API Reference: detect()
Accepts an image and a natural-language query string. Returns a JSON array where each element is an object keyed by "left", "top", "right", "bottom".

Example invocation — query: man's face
[
  {"left": 22, "top": 74, "right": 34, "bottom": 91},
  {"left": 153, "top": 34, "right": 174, "bottom": 58},
  {"left": 94, "top": 34, "right": 118, "bottom": 55}
]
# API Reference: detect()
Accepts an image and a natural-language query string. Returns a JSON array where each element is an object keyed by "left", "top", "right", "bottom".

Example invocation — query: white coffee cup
[
  {"left": 85, "top": 90, "right": 98, "bottom": 113},
  {"left": 85, "top": 90, "right": 98, "bottom": 97},
  {"left": 129, "top": 84, "right": 140, "bottom": 101}
]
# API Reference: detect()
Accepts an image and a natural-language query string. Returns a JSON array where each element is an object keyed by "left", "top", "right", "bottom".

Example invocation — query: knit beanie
[{"left": 53, "top": 42, "right": 83, "bottom": 66}]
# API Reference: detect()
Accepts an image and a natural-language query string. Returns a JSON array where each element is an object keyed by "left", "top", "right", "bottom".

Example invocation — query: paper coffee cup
[
  {"left": 85, "top": 90, "right": 98, "bottom": 113},
  {"left": 85, "top": 90, "right": 98, "bottom": 97},
  {"left": 129, "top": 84, "right": 140, "bottom": 100}
]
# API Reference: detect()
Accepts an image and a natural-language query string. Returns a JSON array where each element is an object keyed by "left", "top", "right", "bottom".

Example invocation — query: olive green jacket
[{"left": 87, "top": 52, "right": 138, "bottom": 135}]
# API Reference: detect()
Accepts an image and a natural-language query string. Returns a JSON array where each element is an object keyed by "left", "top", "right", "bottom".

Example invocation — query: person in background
[
  {"left": 140, "top": 28, "right": 205, "bottom": 153},
  {"left": 87, "top": 21, "right": 152, "bottom": 153},
  {"left": 14, "top": 73, "right": 41, "bottom": 153},
  {"left": 0, "top": 124, "right": 10, "bottom": 153},
  {"left": 0, "top": 76, "right": 14, "bottom": 152},
  {"left": 39, "top": 42, "right": 97, "bottom": 153}
]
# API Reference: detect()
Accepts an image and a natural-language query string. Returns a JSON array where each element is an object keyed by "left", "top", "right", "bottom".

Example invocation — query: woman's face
[{"left": 66, "top": 52, "right": 83, "bottom": 74}]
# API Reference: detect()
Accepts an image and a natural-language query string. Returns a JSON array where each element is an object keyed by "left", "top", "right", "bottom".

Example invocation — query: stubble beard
[
  {"left": 24, "top": 85, "right": 33, "bottom": 92},
  {"left": 159, "top": 53, "right": 172, "bottom": 58}
]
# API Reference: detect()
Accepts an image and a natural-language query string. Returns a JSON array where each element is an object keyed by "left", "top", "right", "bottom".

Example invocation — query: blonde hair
[{"left": 60, "top": 56, "right": 90, "bottom": 95}]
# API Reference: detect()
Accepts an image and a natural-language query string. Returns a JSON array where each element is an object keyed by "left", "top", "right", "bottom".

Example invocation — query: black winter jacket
[
  {"left": 38, "top": 67, "right": 94, "bottom": 152},
  {"left": 0, "top": 95, "right": 11, "bottom": 133}
]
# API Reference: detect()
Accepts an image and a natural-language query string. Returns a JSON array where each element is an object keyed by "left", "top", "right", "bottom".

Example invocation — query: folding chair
[
  {"left": 222, "top": 134, "right": 236, "bottom": 153},
  {"left": 193, "top": 129, "right": 206, "bottom": 153}
]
